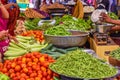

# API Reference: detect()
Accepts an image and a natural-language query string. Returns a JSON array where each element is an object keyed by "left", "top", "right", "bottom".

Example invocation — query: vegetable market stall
[{"left": 1, "top": 5, "right": 120, "bottom": 80}]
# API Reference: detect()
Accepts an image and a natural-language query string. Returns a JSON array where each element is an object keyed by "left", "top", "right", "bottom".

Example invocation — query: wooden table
[{"left": 89, "top": 37, "right": 119, "bottom": 62}]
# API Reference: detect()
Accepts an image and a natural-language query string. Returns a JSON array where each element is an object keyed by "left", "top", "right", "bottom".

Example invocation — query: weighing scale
[{"left": 89, "top": 9, "right": 119, "bottom": 61}]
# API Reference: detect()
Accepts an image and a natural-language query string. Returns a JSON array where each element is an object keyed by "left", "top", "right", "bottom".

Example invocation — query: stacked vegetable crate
[{"left": 17, "top": 0, "right": 29, "bottom": 9}]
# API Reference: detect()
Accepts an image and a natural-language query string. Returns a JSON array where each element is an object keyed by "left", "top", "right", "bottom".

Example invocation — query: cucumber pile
[
  {"left": 4, "top": 36, "right": 48, "bottom": 60},
  {"left": 41, "top": 44, "right": 79, "bottom": 59}
]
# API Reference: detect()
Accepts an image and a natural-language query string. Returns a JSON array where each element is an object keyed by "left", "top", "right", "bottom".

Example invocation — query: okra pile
[
  {"left": 110, "top": 48, "right": 120, "bottom": 60},
  {"left": 49, "top": 50, "right": 117, "bottom": 79}
]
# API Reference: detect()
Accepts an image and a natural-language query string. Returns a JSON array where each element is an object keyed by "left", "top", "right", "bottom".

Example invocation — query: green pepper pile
[
  {"left": 49, "top": 50, "right": 117, "bottom": 79},
  {"left": 45, "top": 25, "right": 71, "bottom": 36},
  {"left": 110, "top": 48, "right": 120, "bottom": 60}
]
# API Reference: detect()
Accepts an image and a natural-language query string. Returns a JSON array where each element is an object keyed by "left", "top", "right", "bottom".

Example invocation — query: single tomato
[
  {"left": 32, "top": 65, "right": 37, "bottom": 70},
  {"left": 42, "top": 62, "right": 49, "bottom": 67},
  {"left": 30, "top": 78, "right": 34, "bottom": 80},
  {"left": 25, "top": 53, "right": 31, "bottom": 58},
  {"left": 15, "top": 65, "right": 21, "bottom": 72},
  {"left": 11, "top": 62, "right": 16, "bottom": 68},
  {"left": 42, "top": 71, "right": 47, "bottom": 77},
  {"left": 46, "top": 75, "right": 51, "bottom": 80},
  {"left": 42, "top": 77, "right": 46, "bottom": 80},
  {"left": 20, "top": 78, "right": 26, "bottom": 80},
  {"left": 50, "top": 78, "right": 54, "bottom": 80},
  {"left": 7, "top": 65, "right": 11, "bottom": 70},
  {"left": 23, "top": 68, "right": 28, "bottom": 73},
  {"left": 17, "top": 61, "right": 22, "bottom": 65},
  {"left": 10, "top": 73, "right": 16, "bottom": 78},
  {"left": 39, "top": 56, "right": 45, "bottom": 63},
  {"left": 47, "top": 69, "right": 52, "bottom": 75},
  {"left": 22, "top": 58, "right": 27, "bottom": 63},
  {"left": 21, "top": 64, "right": 27, "bottom": 68},
  {"left": 37, "top": 76, "right": 42, "bottom": 79},
  {"left": 20, "top": 73, "right": 27, "bottom": 78},
  {"left": 26, "top": 58, "right": 32, "bottom": 62},
  {"left": 28, "top": 70, "right": 33, "bottom": 75},
  {"left": 35, "top": 77, "right": 40, "bottom": 80},
  {"left": 16, "top": 72, "right": 20, "bottom": 76},
  {"left": 27, "top": 62, "right": 32, "bottom": 67},
  {"left": 43, "top": 54, "right": 48, "bottom": 58},
  {"left": 9, "top": 69, "right": 15, "bottom": 73},
  {"left": 33, "top": 58, "right": 39, "bottom": 63},
  {"left": 41, "top": 66, "right": 46, "bottom": 72},
  {"left": 34, "top": 65, "right": 40, "bottom": 71}
]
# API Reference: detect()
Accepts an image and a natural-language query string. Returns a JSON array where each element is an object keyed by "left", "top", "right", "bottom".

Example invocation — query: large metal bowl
[
  {"left": 44, "top": 31, "right": 88, "bottom": 48},
  {"left": 92, "top": 23, "right": 115, "bottom": 33}
]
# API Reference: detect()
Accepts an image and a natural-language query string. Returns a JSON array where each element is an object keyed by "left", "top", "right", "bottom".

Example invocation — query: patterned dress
[{"left": 0, "top": 10, "right": 9, "bottom": 56}]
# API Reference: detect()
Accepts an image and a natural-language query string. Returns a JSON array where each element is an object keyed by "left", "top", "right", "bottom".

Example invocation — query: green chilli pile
[
  {"left": 49, "top": 50, "right": 117, "bottom": 79},
  {"left": 44, "top": 25, "right": 71, "bottom": 36},
  {"left": 110, "top": 48, "right": 120, "bottom": 60}
]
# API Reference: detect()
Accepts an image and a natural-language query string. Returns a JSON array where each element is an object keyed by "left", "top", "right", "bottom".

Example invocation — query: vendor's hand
[
  {"left": 100, "top": 12, "right": 112, "bottom": 23},
  {"left": 8, "top": 34, "right": 19, "bottom": 43},
  {"left": 110, "top": 25, "right": 120, "bottom": 31},
  {"left": 0, "top": 30, "right": 9, "bottom": 39}
]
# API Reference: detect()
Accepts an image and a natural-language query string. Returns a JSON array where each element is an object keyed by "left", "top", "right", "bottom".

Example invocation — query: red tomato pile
[
  {"left": 0, "top": 52, "right": 58, "bottom": 80},
  {"left": 21, "top": 30, "right": 44, "bottom": 43}
]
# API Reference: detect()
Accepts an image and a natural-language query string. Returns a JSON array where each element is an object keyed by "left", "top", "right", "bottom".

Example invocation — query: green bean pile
[
  {"left": 49, "top": 50, "right": 117, "bottom": 79},
  {"left": 44, "top": 25, "right": 71, "bottom": 36},
  {"left": 110, "top": 48, "right": 120, "bottom": 60}
]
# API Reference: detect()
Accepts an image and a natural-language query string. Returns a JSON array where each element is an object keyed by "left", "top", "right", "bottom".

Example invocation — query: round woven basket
[{"left": 109, "top": 56, "right": 120, "bottom": 67}]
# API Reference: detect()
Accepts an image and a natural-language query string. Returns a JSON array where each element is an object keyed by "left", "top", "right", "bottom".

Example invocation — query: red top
[
  {"left": 0, "top": 10, "right": 9, "bottom": 55},
  {"left": 1, "top": 0, "right": 7, "bottom": 4}
]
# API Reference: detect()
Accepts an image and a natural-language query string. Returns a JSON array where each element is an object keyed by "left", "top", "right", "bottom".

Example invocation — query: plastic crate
[
  {"left": 16, "top": 0, "right": 29, "bottom": 3},
  {"left": 18, "top": 3, "right": 29, "bottom": 9}
]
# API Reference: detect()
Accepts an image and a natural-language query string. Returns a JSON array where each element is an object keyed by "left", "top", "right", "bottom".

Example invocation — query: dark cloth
[
  {"left": 96, "top": 0, "right": 109, "bottom": 11},
  {"left": 8, "top": 0, "right": 16, "bottom": 3},
  {"left": 34, "top": 0, "right": 41, "bottom": 9},
  {"left": 7, "top": 5, "right": 20, "bottom": 36},
  {"left": 111, "top": 0, "right": 117, "bottom": 13},
  {"left": 1, "top": 0, "right": 7, "bottom": 4}
]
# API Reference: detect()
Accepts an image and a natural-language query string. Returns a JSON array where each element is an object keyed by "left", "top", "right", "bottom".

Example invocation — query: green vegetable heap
[
  {"left": 110, "top": 48, "right": 120, "bottom": 60},
  {"left": 45, "top": 25, "right": 71, "bottom": 36},
  {"left": 108, "top": 12, "right": 119, "bottom": 20},
  {"left": 53, "top": 15, "right": 91, "bottom": 31},
  {"left": 49, "top": 50, "right": 117, "bottom": 79},
  {"left": 24, "top": 18, "right": 41, "bottom": 30},
  {"left": 0, "top": 73, "right": 10, "bottom": 80}
]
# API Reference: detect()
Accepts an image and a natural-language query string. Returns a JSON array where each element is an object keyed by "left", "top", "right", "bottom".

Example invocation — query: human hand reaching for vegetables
[
  {"left": 100, "top": 12, "right": 112, "bottom": 23},
  {"left": 8, "top": 34, "right": 19, "bottom": 43},
  {"left": 0, "top": 30, "right": 9, "bottom": 41},
  {"left": 0, "top": 30, "right": 18, "bottom": 43}
]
